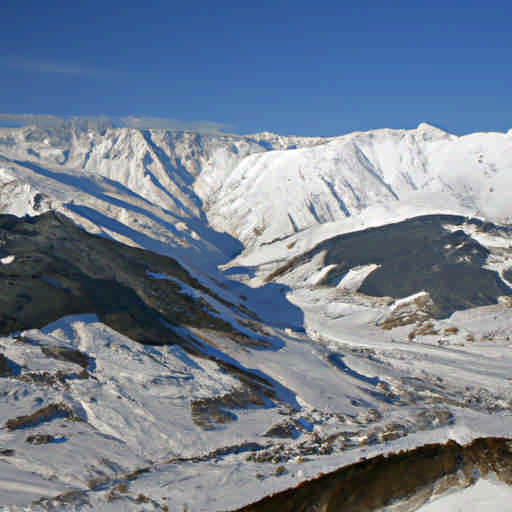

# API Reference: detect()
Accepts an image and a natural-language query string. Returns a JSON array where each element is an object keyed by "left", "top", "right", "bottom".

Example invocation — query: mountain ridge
[{"left": 4, "top": 122, "right": 512, "bottom": 251}]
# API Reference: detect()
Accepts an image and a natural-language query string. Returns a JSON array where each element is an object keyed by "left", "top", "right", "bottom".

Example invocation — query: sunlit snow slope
[{"left": 1, "top": 122, "right": 512, "bottom": 252}]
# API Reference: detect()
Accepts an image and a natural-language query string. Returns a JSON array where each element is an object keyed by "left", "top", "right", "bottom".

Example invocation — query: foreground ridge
[{"left": 231, "top": 437, "right": 512, "bottom": 512}]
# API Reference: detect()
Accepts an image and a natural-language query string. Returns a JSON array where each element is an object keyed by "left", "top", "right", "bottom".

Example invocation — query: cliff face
[{"left": 232, "top": 437, "right": 512, "bottom": 512}]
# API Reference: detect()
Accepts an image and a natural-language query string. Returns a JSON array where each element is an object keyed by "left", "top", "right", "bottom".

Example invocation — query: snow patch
[
  {"left": 308, "top": 264, "right": 338, "bottom": 286},
  {"left": 337, "top": 264, "right": 381, "bottom": 291},
  {"left": 391, "top": 291, "right": 430, "bottom": 310},
  {"left": 417, "top": 477, "right": 512, "bottom": 511}
]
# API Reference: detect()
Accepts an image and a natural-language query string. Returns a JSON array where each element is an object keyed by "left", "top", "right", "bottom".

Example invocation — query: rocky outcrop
[{"left": 231, "top": 437, "right": 512, "bottom": 512}]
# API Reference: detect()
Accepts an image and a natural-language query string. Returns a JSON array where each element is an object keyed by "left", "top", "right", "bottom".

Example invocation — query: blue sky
[{"left": 1, "top": 0, "right": 511, "bottom": 136}]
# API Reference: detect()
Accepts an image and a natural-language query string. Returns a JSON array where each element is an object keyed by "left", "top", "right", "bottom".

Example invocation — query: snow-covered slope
[
  {"left": 209, "top": 124, "right": 512, "bottom": 246},
  {"left": 2, "top": 121, "right": 512, "bottom": 511},
  {"left": 0, "top": 124, "right": 327, "bottom": 222},
  {"left": 2, "top": 123, "right": 512, "bottom": 251}
]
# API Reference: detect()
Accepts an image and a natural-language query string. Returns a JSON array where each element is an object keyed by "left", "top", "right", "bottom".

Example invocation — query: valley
[{"left": 1, "top": 121, "right": 512, "bottom": 510}]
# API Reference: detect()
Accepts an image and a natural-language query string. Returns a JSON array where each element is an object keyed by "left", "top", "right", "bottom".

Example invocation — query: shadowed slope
[
  {"left": 267, "top": 215, "right": 512, "bottom": 318},
  {"left": 0, "top": 211, "right": 254, "bottom": 347}
]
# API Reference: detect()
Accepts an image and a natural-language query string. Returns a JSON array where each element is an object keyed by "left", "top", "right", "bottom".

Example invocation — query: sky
[{"left": 1, "top": 0, "right": 511, "bottom": 136}]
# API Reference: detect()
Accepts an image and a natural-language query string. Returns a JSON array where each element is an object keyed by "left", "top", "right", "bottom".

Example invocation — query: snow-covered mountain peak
[
  {"left": 2, "top": 122, "right": 512, "bottom": 252},
  {"left": 416, "top": 121, "right": 450, "bottom": 137},
  {"left": 207, "top": 125, "right": 512, "bottom": 247}
]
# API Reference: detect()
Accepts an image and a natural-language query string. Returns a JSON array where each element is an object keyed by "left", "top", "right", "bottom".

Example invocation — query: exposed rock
[
  {"left": 0, "top": 353, "right": 16, "bottom": 377},
  {"left": 40, "top": 345, "right": 90, "bottom": 369},
  {"left": 378, "top": 292, "right": 439, "bottom": 329},
  {"left": 0, "top": 212, "right": 253, "bottom": 350},
  {"left": 264, "top": 421, "right": 299, "bottom": 439},
  {"left": 190, "top": 387, "right": 266, "bottom": 430},
  {"left": 6, "top": 403, "right": 82, "bottom": 430},
  {"left": 230, "top": 438, "right": 512, "bottom": 512},
  {"left": 25, "top": 433, "right": 59, "bottom": 445}
]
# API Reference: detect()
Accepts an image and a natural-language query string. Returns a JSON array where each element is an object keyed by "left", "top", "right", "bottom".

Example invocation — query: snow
[
  {"left": 337, "top": 264, "right": 381, "bottom": 291},
  {"left": 209, "top": 125, "right": 512, "bottom": 247},
  {"left": 3, "top": 294, "right": 512, "bottom": 510},
  {"left": 0, "top": 461, "right": 70, "bottom": 506},
  {"left": 1, "top": 122, "right": 512, "bottom": 510},
  {"left": 308, "top": 264, "right": 338, "bottom": 286},
  {"left": 417, "top": 477, "right": 512, "bottom": 511},
  {"left": 2, "top": 123, "right": 512, "bottom": 255},
  {"left": 390, "top": 291, "right": 430, "bottom": 310}
]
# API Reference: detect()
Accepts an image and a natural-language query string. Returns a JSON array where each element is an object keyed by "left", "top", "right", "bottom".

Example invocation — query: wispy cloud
[
  {"left": 121, "top": 116, "right": 231, "bottom": 134},
  {"left": 4, "top": 56, "right": 99, "bottom": 76},
  {"left": 0, "top": 114, "right": 68, "bottom": 128},
  {"left": 0, "top": 114, "right": 232, "bottom": 135}
]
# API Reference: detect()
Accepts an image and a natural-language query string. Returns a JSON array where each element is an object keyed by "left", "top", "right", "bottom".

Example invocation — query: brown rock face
[{"left": 230, "top": 437, "right": 512, "bottom": 512}]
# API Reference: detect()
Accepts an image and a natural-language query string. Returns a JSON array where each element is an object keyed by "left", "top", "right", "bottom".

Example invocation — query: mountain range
[{"left": 1, "top": 121, "right": 512, "bottom": 511}]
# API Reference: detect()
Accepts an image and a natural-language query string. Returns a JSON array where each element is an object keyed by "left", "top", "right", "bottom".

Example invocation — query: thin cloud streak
[
  {"left": 0, "top": 114, "right": 232, "bottom": 135},
  {"left": 122, "top": 116, "right": 231, "bottom": 134},
  {"left": 4, "top": 57, "right": 100, "bottom": 76}
]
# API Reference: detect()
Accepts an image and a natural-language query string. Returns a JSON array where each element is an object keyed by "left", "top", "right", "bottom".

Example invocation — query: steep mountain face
[
  {"left": 208, "top": 124, "right": 512, "bottom": 245},
  {"left": 1, "top": 123, "right": 512, "bottom": 511},
  {"left": 0, "top": 124, "right": 326, "bottom": 222},
  {"left": 1, "top": 123, "right": 512, "bottom": 250},
  {"left": 0, "top": 124, "right": 330, "bottom": 270}
]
